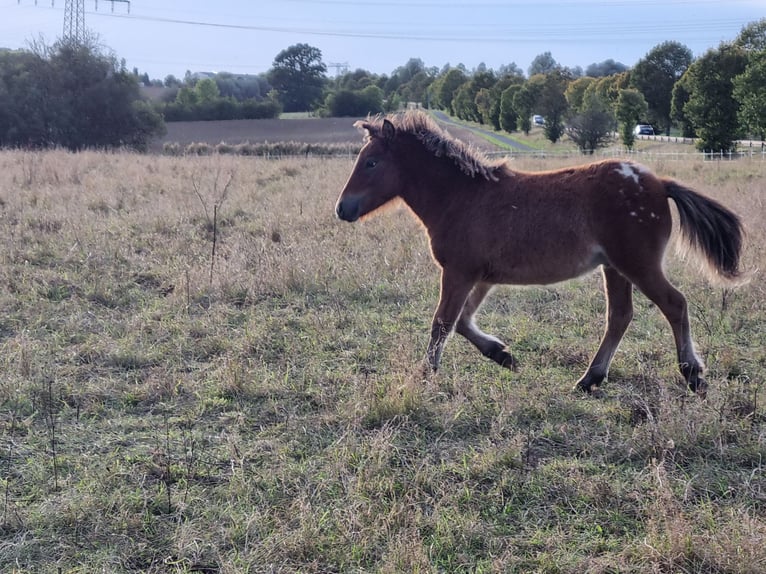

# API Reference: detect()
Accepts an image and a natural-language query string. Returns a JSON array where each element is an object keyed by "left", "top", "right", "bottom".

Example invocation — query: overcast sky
[{"left": 3, "top": 0, "right": 763, "bottom": 80}]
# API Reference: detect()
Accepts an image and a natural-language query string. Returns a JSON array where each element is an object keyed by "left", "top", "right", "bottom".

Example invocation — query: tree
[
  {"left": 398, "top": 70, "right": 434, "bottom": 105},
  {"left": 735, "top": 18, "right": 766, "bottom": 52},
  {"left": 584, "top": 72, "right": 630, "bottom": 111},
  {"left": 670, "top": 74, "right": 695, "bottom": 138},
  {"left": 565, "top": 77, "right": 597, "bottom": 115},
  {"left": 0, "top": 49, "right": 53, "bottom": 147},
  {"left": 567, "top": 94, "right": 615, "bottom": 154},
  {"left": 534, "top": 71, "right": 569, "bottom": 143},
  {"left": 175, "top": 85, "right": 197, "bottom": 107},
  {"left": 326, "top": 85, "right": 384, "bottom": 117},
  {"left": 452, "top": 82, "right": 479, "bottom": 122},
  {"left": 393, "top": 58, "right": 427, "bottom": 84},
  {"left": 268, "top": 43, "right": 327, "bottom": 112},
  {"left": 733, "top": 19, "right": 766, "bottom": 139},
  {"left": 31, "top": 38, "right": 165, "bottom": 150},
  {"left": 528, "top": 51, "right": 558, "bottom": 76},
  {"left": 475, "top": 88, "right": 493, "bottom": 125},
  {"left": 499, "top": 84, "right": 522, "bottom": 132},
  {"left": 681, "top": 43, "right": 748, "bottom": 150},
  {"left": 195, "top": 78, "right": 220, "bottom": 103},
  {"left": 616, "top": 89, "right": 648, "bottom": 149},
  {"left": 434, "top": 67, "right": 467, "bottom": 114},
  {"left": 631, "top": 41, "right": 692, "bottom": 135},
  {"left": 452, "top": 71, "right": 496, "bottom": 123},
  {"left": 486, "top": 76, "right": 521, "bottom": 130},
  {"left": 733, "top": 50, "right": 766, "bottom": 140},
  {"left": 497, "top": 62, "right": 525, "bottom": 80},
  {"left": 214, "top": 72, "right": 264, "bottom": 101},
  {"left": 164, "top": 74, "right": 182, "bottom": 88},
  {"left": 585, "top": 59, "right": 628, "bottom": 77},
  {"left": 513, "top": 81, "right": 540, "bottom": 134},
  {"left": 337, "top": 68, "right": 378, "bottom": 91}
]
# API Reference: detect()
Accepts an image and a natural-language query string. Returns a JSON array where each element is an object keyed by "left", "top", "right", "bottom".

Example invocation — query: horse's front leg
[
  {"left": 456, "top": 282, "right": 517, "bottom": 369},
  {"left": 575, "top": 266, "right": 633, "bottom": 393},
  {"left": 426, "top": 271, "right": 475, "bottom": 371}
]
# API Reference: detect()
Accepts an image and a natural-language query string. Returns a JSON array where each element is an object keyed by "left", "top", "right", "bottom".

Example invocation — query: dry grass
[{"left": 0, "top": 150, "right": 765, "bottom": 573}]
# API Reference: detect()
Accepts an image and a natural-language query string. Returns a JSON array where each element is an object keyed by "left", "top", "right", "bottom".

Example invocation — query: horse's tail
[{"left": 664, "top": 180, "right": 747, "bottom": 285}]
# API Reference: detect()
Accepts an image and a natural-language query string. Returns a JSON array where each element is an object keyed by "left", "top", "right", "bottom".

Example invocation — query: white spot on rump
[{"left": 615, "top": 162, "right": 639, "bottom": 184}]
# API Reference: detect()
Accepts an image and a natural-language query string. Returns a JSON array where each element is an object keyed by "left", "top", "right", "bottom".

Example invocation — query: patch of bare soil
[{"left": 151, "top": 117, "right": 363, "bottom": 152}]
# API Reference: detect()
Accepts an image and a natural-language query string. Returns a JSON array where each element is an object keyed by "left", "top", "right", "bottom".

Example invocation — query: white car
[{"left": 533, "top": 115, "right": 545, "bottom": 126}]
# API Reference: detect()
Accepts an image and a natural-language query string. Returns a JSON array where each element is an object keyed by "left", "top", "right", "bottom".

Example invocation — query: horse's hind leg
[
  {"left": 456, "top": 282, "right": 516, "bottom": 369},
  {"left": 576, "top": 266, "right": 633, "bottom": 393},
  {"left": 629, "top": 269, "right": 706, "bottom": 395}
]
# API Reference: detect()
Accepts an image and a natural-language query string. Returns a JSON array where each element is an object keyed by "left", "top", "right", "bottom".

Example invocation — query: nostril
[{"left": 335, "top": 198, "right": 359, "bottom": 222}]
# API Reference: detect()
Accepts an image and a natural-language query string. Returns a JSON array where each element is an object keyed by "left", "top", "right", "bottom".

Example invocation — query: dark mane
[{"left": 356, "top": 111, "right": 507, "bottom": 181}]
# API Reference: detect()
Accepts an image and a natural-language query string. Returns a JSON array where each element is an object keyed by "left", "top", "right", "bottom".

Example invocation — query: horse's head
[{"left": 335, "top": 118, "right": 402, "bottom": 222}]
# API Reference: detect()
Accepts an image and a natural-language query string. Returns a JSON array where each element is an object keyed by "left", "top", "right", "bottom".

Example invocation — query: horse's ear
[{"left": 382, "top": 119, "right": 395, "bottom": 141}]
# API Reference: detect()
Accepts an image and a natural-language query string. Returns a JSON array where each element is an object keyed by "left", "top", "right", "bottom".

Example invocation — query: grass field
[{"left": 0, "top": 149, "right": 765, "bottom": 573}]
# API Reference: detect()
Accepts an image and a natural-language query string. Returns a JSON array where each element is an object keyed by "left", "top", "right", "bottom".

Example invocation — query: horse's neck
[{"left": 396, "top": 146, "right": 460, "bottom": 228}]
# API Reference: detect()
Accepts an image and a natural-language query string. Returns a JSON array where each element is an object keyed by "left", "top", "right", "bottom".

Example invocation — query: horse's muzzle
[{"left": 335, "top": 198, "right": 360, "bottom": 222}]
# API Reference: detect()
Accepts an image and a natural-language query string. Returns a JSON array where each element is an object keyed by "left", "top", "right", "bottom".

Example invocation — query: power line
[
  {"left": 98, "top": 11, "right": 749, "bottom": 44},
  {"left": 14, "top": 1, "right": 754, "bottom": 44}
]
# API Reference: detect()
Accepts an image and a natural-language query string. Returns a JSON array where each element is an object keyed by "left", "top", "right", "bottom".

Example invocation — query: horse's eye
[{"left": 365, "top": 158, "right": 378, "bottom": 169}]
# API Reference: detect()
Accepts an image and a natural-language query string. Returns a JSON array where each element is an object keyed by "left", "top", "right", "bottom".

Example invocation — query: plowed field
[{"left": 151, "top": 116, "right": 499, "bottom": 152}]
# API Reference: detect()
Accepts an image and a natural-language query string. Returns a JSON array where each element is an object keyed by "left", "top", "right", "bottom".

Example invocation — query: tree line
[
  {"left": 264, "top": 21, "right": 765, "bottom": 152},
  {"left": 0, "top": 19, "right": 764, "bottom": 151}
]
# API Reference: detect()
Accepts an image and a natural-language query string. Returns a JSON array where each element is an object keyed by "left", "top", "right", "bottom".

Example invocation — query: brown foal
[{"left": 335, "top": 111, "right": 745, "bottom": 395}]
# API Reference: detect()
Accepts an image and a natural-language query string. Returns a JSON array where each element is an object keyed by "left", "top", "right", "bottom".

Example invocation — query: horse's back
[{"left": 440, "top": 160, "right": 673, "bottom": 285}]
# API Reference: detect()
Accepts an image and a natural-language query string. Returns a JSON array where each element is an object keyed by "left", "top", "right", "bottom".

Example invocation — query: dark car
[{"left": 634, "top": 124, "right": 655, "bottom": 136}]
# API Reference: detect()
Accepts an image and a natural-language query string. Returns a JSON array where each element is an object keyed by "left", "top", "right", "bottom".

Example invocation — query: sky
[{"left": 2, "top": 0, "right": 764, "bottom": 80}]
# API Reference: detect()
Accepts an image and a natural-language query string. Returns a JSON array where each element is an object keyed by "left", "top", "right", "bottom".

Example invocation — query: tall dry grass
[{"left": 0, "top": 149, "right": 764, "bottom": 573}]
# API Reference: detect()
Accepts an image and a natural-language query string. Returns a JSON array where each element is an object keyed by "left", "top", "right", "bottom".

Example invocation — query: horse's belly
[{"left": 489, "top": 244, "right": 605, "bottom": 285}]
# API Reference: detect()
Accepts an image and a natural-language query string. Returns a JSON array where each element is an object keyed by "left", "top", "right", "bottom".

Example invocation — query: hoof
[
  {"left": 689, "top": 376, "right": 708, "bottom": 399},
  {"left": 419, "top": 358, "right": 437, "bottom": 380},
  {"left": 574, "top": 381, "right": 597, "bottom": 394},
  {"left": 574, "top": 373, "right": 606, "bottom": 395},
  {"left": 488, "top": 348, "right": 517, "bottom": 371}
]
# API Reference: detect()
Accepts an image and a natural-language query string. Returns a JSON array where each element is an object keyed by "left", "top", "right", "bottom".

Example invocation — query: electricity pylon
[
  {"left": 62, "top": 0, "right": 86, "bottom": 42},
  {"left": 61, "top": 0, "right": 131, "bottom": 43},
  {"left": 19, "top": 0, "right": 131, "bottom": 44}
]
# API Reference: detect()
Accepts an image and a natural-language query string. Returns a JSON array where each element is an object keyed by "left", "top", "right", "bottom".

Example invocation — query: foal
[{"left": 335, "top": 111, "right": 745, "bottom": 395}]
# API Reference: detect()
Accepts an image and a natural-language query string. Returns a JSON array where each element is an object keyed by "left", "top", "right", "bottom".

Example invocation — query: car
[
  {"left": 634, "top": 124, "right": 655, "bottom": 136},
  {"left": 533, "top": 114, "right": 545, "bottom": 126}
]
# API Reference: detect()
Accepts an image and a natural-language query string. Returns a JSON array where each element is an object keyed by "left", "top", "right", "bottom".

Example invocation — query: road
[{"left": 430, "top": 110, "right": 535, "bottom": 152}]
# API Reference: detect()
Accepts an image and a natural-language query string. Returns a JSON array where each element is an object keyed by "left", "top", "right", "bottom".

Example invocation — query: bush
[
  {"left": 326, "top": 86, "right": 384, "bottom": 117},
  {"left": 567, "top": 96, "right": 615, "bottom": 154},
  {"left": 0, "top": 40, "right": 165, "bottom": 150},
  {"left": 157, "top": 98, "right": 281, "bottom": 122},
  {"left": 163, "top": 140, "right": 362, "bottom": 157}
]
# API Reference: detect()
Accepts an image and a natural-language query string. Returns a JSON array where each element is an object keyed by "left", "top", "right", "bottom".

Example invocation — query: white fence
[{"left": 488, "top": 146, "right": 766, "bottom": 162}]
